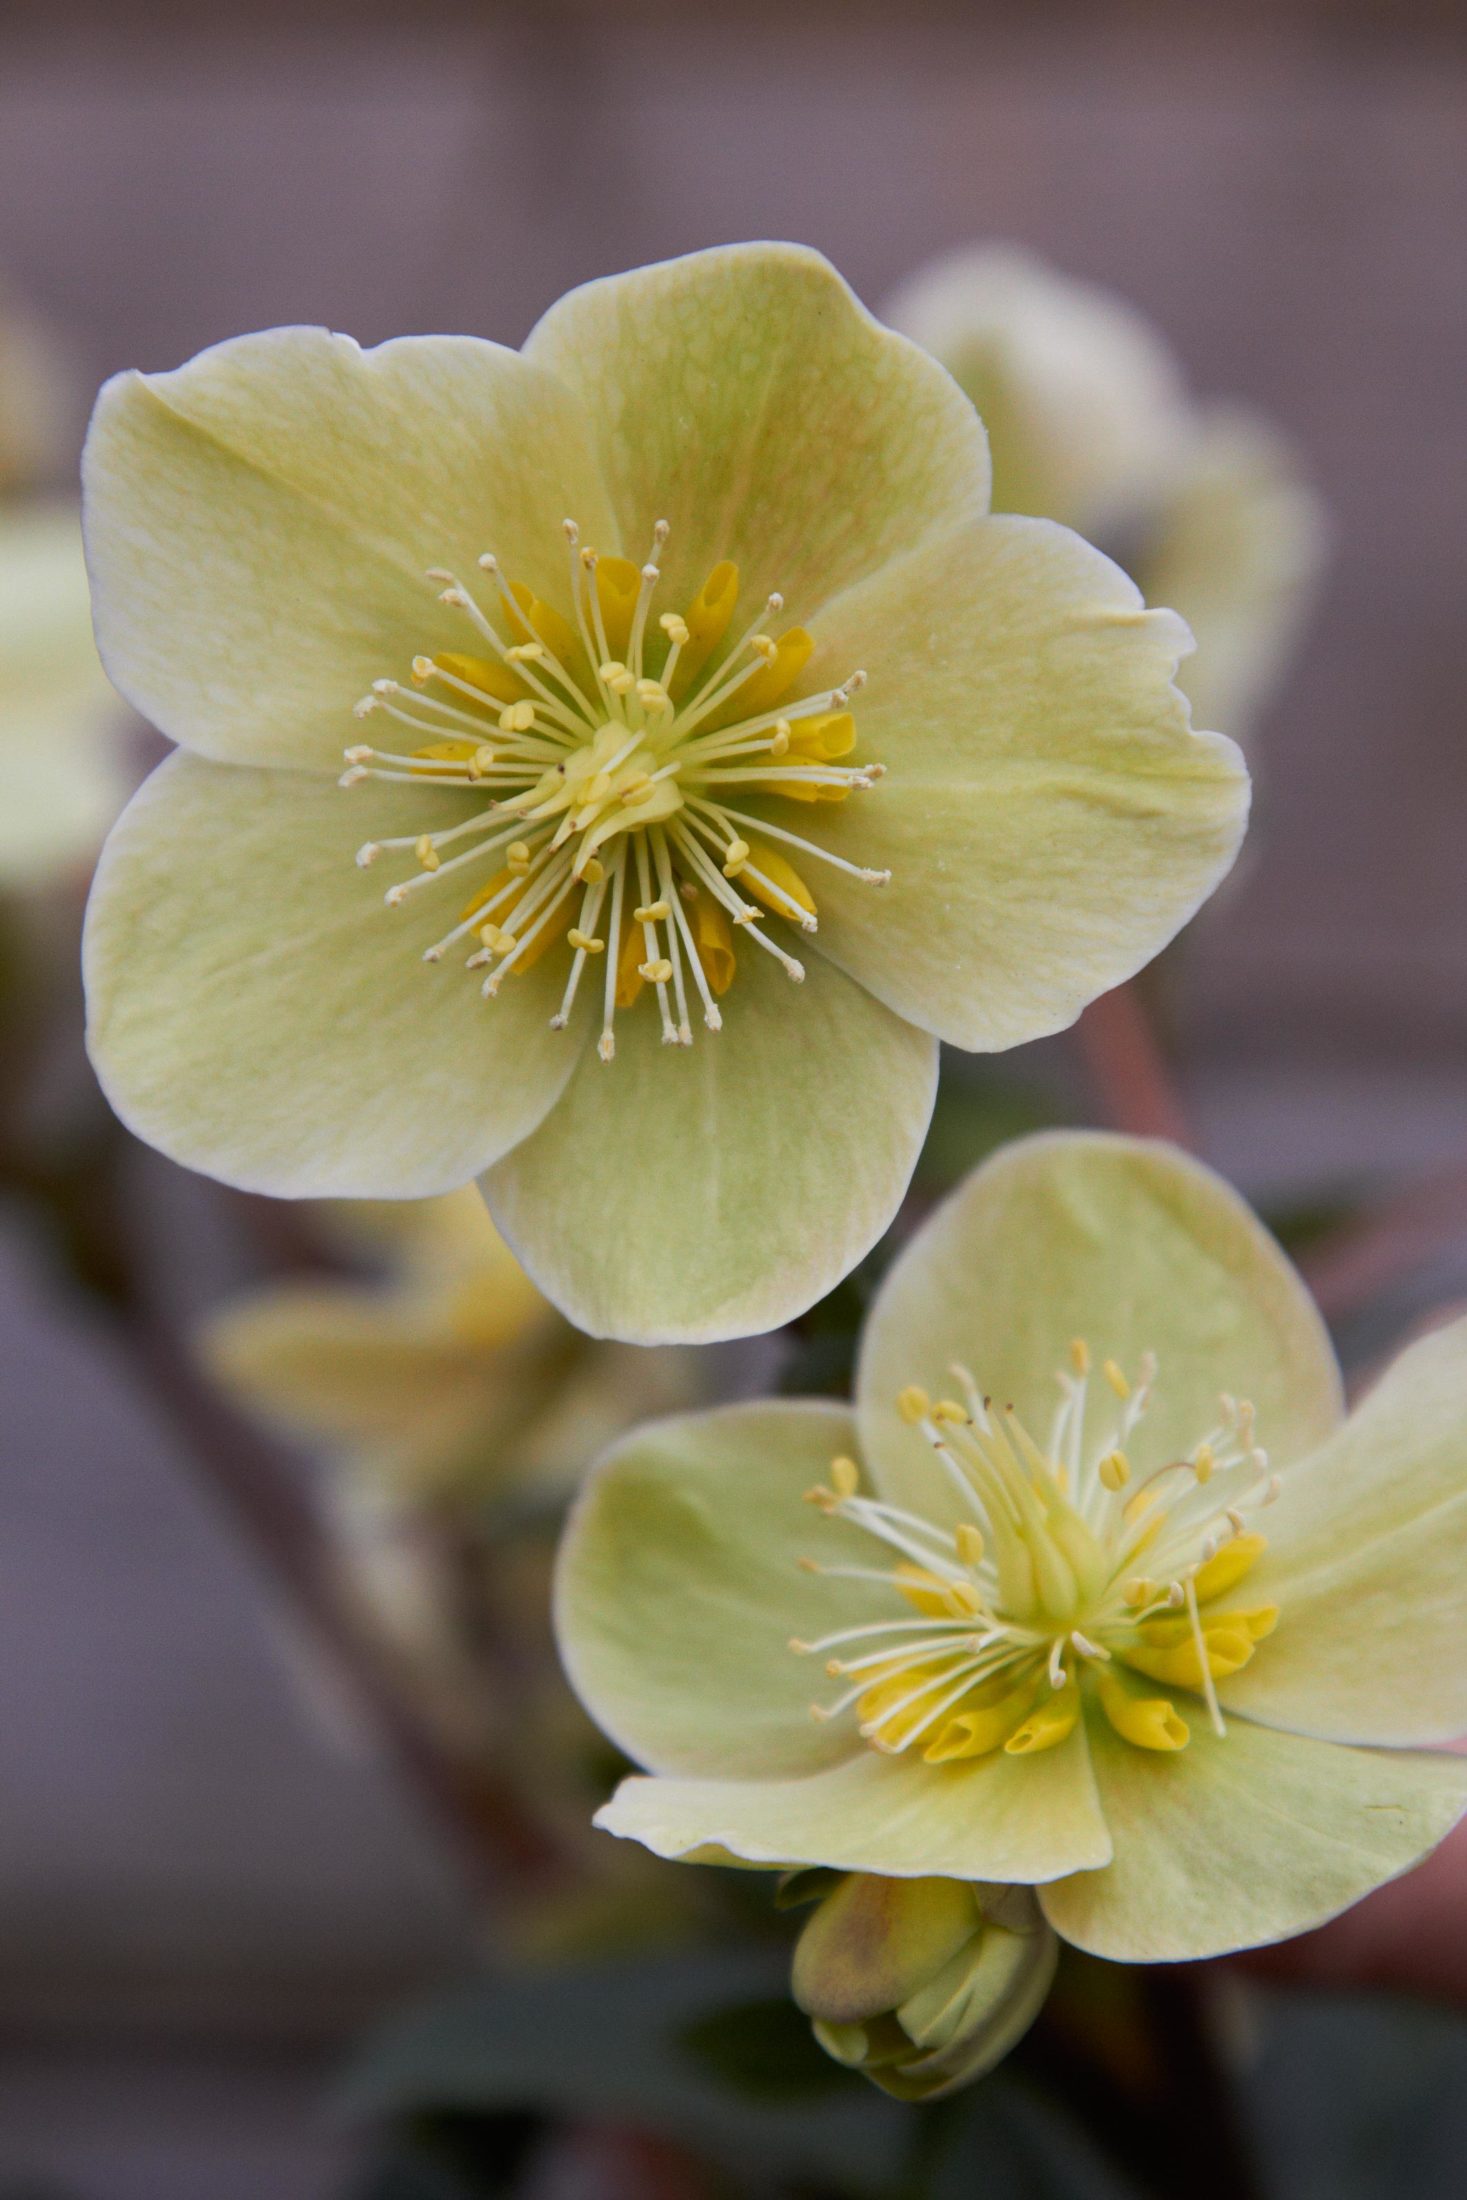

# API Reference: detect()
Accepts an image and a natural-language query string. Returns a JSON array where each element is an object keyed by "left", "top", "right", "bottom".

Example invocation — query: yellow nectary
[
  {"left": 342, "top": 521, "right": 889, "bottom": 1062},
  {"left": 795, "top": 1340, "right": 1280, "bottom": 1762}
]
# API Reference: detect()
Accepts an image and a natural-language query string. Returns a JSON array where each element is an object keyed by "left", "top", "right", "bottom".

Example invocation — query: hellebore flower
[
  {"left": 556, "top": 1132, "right": 1467, "bottom": 1962},
  {"left": 884, "top": 247, "right": 1325, "bottom": 740},
  {"left": 201, "top": 1188, "right": 695, "bottom": 1498},
  {"left": 0, "top": 505, "right": 121, "bottom": 886},
  {"left": 785, "top": 1869, "right": 1056, "bottom": 2099},
  {"left": 0, "top": 293, "right": 120, "bottom": 888},
  {"left": 82, "top": 243, "right": 1246, "bottom": 1341}
]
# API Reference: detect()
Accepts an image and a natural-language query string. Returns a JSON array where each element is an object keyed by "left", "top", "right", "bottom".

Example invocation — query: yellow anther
[
  {"left": 896, "top": 1565, "right": 980, "bottom": 1619},
  {"left": 505, "top": 581, "right": 579, "bottom": 664},
  {"left": 897, "top": 1386, "right": 931, "bottom": 1426},
  {"left": 411, "top": 654, "right": 435, "bottom": 682},
  {"left": 1070, "top": 1337, "right": 1091, "bottom": 1376},
  {"left": 481, "top": 924, "right": 517, "bottom": 956},
  {"left": 1098, "top": 1450, "right": 1131, "bottom": 1492},
  {"left": 635, "top": 678, "right": 670, "bottom": 712},
  {"left": 955, "top": 1524, "right": 985, "bottom": 1567},
  {"left": 633, "top": 900, "right": 671, "bottom": 924},
  {"left": 1193, "top": 1444, "right": 1215, "bottom": 1484},
  {"left": 434, "top": 650, "right": 524, "bottom": 704},
  {"left": 738, "top": 627, "right": 814, "bottom": 716},
  {"left": 498, "top": 700, "right": 536, "bottom": 733},
  {"left": 1103, "top": 1358, "right": 1131, "bottom": 1400},
  {"left": 659, "top": 612, "right": 690, "bottom": 646},
  {"left": 638, "top": 958, "right": 673, "bottom": 985},
  {"left": 830, "top": 1455, "right": 860, "bottom": 1499},
  {"left": 594, "top": 555, "right": 642, "bottom": 655},
  {"left": 506, "top": 642, "right": 544, "bottom": 663},
  {"left": 923, "top": 1679, "right": 1036, "bottom": 1763},
  {"left": 789, "top": 708, "right": 857, "bottom": 761},
  {"left": 750, "top": 633, "right": 778, "bottom": 662},
  {"left": 1122, "top": 1577, "right": 1155, "bottom": 1608},
  {"left": 582, "top": 857, "right": 606, "bottom": 884},
  {"left": 599, "top": 661, "right": 635, "bottom": 695},
  {"left": 1097, "top": 1670, "right": 1189, "bottom": 1752},
  {"left": 1004, "top": 1680, "right": 1080, "bottom": 1756},
  {"left": 686, "top": 889, "right": 736, "bottom": 997},
  {"left": 722, "top": 837, "right": 751, "bottom": 875},
  {"left": 506, "top": 841, "right": 531, "bottom": 872},
  {"left": 567, "top": 929, "right": 604, "bottom": 955},
  {"left": 414, "top": 835, "right": 440, "bottom": 871},
  {"left": 743, "top": 841, "right": 817, "bottom": 923},
  {"left": 1191, "top": 1534, "right": 1268, "bottom": 1604},
  {"left": 468, "top": 745, "right": 497, "bottom": 777},
  {"left": 931, "top": 1399, "right": 968, "bottom": 1425},
  {"left": 769, "top": 720, "right": 791, "bottom": 756}
]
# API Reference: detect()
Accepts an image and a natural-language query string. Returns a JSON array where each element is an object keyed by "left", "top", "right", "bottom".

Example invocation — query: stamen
[{"left": 355, "top": 528, "right": 886, "bottom": 1047}]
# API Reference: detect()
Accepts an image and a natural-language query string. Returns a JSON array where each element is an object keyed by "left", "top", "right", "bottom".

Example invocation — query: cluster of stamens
[
  {"left": 340, "top": 518, "right": 890, "bottom": 1060},
  {"left": 792, "top": 1342, "right": 1282, "bottom": 1762}
]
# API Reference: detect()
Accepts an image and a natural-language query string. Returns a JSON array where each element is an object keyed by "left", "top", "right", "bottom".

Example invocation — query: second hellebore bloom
[
  {"left": 884, "top": 246, "right": 1326, "bottom": 742},
  {"left": 82, "top": 245, "right": 1246, "bottom": 1341},
  {"left": 557, "top": 1134, "right": 1467, "bottom": 1964}
]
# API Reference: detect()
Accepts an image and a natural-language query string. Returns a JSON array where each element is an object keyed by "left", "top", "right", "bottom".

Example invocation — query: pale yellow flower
[
  {"left": 885, "top": 247, "right": 1325, "bottom": 740},
  {"left": 81, "top": 243, "right": 1246, "bottom": 1341},
  {"left": 558, "top": 1135, "right": 1467, "bottom": 1963}
]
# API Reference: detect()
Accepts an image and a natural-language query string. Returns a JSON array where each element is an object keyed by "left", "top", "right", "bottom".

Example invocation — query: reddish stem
[{"left": 1076, "top": 983, "right": 1194, "bottom": 1147}]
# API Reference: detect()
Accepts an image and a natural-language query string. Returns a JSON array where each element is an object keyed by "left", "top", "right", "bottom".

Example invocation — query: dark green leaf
[{"left": 337, "top": 1952, "right": 907, "bottom": 2193}]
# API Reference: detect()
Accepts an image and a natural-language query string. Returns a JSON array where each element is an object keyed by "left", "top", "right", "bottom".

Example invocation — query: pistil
[{"left": 793, "top": 1344, "right": 1282, "bottom": 1763}]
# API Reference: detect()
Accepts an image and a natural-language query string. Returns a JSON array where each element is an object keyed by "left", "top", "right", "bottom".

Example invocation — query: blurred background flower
[
  {"left": 884, "top": 245, "right": 1326, "bottom": 745},
  {"left": 0, "top": 288, "right": 121, "bottom": 894}
]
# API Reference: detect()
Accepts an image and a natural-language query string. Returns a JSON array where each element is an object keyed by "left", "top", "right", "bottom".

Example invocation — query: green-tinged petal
[
  {"left": 1221, "top": 1318, "right": 1467, "bottom": 1747},
  {"left": 555, "top": 1400, "right": 881, "bottom": 1780},
  {"left": 1041, "top": 1710, "right": 1467, "bottom": 1961},
  {"left": 485, "top": 944, "right": 937, "bottom": 1343},
  {"left": 83, "top": 327, "right": 615, "bottom": 771},
  {"left": 0, "top": 503, "right": 123, "bottom": 884},
  {"left": 796, "top": 515, "right": 1247, "bottom": 1051},
  {"left": 857, "top": 1133, "right": 1342, "bottom": 1526},
  {"left": 1137, "top": 407, "right": 1326, "bottom": 740},
  {"left": 595, "top": 1728, "right": 1111, "bottom": 1882},
  {"left": 523, "top": 242, "right": 990, "bottom": 628},
  {"left": 882, "top": 246, "right": 1190, "bottom": 537},
  {"left": 84, "top": 752, "right": 587, "bottom": 1196},
  {"left": 200, "top": 1284, "right": 495, "bottom": 1456}
]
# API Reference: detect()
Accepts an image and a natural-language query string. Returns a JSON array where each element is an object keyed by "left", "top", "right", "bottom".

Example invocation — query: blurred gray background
[{"left": 0, "top": 3, "right": 1463, "bottom": 2192}]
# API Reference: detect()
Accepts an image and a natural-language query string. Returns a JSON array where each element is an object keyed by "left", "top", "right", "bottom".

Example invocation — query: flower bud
[{"left": 786, "top": 1871, "right": 1057, "bottom": 2101}]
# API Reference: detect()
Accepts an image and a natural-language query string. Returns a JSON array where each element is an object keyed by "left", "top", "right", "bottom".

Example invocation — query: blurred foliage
[
  {"left": 1240, "top": 1990, "right": 1467, "bottom": 2200},
  {"left": 338, "top": 1951, "right": 909, "bottom": 2192}
]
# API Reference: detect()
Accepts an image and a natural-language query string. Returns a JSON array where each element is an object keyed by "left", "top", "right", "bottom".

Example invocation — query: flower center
[
  {"left": 793, "top": 1342, "right": 1282, "bottom": 1761},
  {"left": 340, "top": 520, "right": 889, "bottom": 1060}
]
